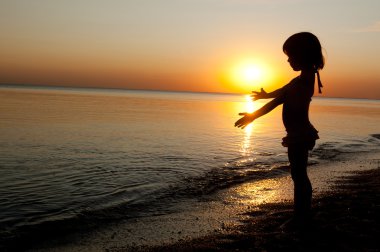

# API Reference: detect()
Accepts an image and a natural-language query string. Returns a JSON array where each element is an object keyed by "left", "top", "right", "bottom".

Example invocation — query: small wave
[
  {"left": 172, "top": 158, "right": 290, "bottom": 198},
  {"left": 312, "top": 134, "right": 380, "bottom": 161},
  {"left": 312, "top": 142, "right": 343, "bottom": 160},
  {"left": 370, "top": 134, "right": 380, "bottom": 141}
]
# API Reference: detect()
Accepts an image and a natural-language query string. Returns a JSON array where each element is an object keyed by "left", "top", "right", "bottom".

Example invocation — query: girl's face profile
[{"left": 287, "top": 56, "right": 301, "bottom": 71}]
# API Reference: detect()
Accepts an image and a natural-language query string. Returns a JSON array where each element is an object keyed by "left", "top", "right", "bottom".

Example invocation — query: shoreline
[{"left": 149, "top": 166, "right": 380, "bottom": 251}]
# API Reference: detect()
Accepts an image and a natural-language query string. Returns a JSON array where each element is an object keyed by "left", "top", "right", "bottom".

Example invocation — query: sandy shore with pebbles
[{"left": 148, "top": 160, "right": 380, "bottom": 251}]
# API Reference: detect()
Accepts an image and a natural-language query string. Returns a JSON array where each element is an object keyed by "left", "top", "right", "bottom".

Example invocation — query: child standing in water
[{"left": 235, "top": 32, "right": 324, "bottom": 224}]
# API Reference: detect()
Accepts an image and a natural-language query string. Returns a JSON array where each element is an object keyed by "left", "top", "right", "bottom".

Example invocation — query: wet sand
[{"left": 146, "top": 159, "right": 380, "bottom": 251}]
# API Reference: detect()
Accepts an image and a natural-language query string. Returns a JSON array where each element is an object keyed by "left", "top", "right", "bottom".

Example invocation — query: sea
[{"left": 0, "top": 85, "right": 379, "bottom": 244}]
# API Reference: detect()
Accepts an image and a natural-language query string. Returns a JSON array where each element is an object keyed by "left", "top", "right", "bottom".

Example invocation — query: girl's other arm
[{"left": 251, "top": 85, "right": 288, "bottom": 101}]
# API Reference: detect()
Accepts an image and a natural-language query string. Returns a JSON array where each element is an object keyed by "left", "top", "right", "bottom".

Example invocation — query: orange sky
[{"left": 1, "top": 1, "right": 380, "bottom": 99}]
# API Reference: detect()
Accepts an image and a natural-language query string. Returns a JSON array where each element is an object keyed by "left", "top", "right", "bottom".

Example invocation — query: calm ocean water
[{"left": 0, "top": 85, "right": 379, "bottom": 239}]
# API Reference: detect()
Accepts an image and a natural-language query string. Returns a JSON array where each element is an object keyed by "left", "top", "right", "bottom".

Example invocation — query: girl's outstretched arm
[
  {"left": 251, "top": 85, "right": 288, "bottom": 101},
  {"left": 235, "top": 95, "right": 284, "bottom": 129}
]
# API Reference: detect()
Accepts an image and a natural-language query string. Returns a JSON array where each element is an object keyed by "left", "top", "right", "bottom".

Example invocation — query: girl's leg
[{"left": 288, "top": 144, "right": 312, "bottom": 217}]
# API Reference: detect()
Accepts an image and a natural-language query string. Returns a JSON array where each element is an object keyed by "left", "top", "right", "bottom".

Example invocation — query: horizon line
[{"left": 0, "top": 82, "right": 378, "bottom": 101}]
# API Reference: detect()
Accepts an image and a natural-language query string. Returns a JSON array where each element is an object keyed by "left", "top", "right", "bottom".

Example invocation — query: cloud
[{"left": 353, "top": 21, "right": 380, "bottom": 33}]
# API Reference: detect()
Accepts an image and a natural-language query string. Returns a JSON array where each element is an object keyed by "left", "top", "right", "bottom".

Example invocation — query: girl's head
[{"left": 283, "top": 32, "right": 324, "bottom": 71}]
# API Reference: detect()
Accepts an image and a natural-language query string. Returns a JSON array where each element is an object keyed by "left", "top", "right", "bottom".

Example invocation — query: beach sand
[
  {"left": 147, "top": 164, "right": 380, "bottom": 251},
  {"left": 4, "top": 152, "right": 380, "bottom": 252}
]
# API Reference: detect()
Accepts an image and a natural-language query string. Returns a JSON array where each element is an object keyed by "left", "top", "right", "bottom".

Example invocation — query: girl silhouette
[{"left": 235, "top": 32, "right": 324, "bottom": 225}]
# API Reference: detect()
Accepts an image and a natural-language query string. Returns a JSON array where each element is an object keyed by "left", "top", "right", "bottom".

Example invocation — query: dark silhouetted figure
[{"left": 235, "top": 32, "right": 324, "bottom": 226}]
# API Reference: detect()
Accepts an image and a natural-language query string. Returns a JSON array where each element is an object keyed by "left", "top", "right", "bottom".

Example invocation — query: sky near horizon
[{"left": 1, "top": 0, "right": 380, "bottom": 99}]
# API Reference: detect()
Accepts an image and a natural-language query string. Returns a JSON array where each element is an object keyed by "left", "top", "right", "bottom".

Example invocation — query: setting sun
[
  {"left": 232, "top": 61, "right": 264, "bottom": 87},
  {"left": 241, "top": 64, "right": 262, "bottom": 83},
  {"left": 220, "top": 59, "right": 274, "bottom": 93}
]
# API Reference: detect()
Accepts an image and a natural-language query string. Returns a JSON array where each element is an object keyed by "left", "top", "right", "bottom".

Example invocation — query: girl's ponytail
[{"left": 316, "top": 70, "right": 323, "bottom": 94}]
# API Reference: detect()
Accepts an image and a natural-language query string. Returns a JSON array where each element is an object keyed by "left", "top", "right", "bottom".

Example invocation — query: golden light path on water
[{"left": 240, "top": 95, "right": 256, "bottom": 157}]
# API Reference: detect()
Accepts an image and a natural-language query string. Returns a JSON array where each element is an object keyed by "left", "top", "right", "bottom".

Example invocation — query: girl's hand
[
  {"left": 251, "top": 88, "right": 267, "bottom": 101},
  {"left": 234, "top": 113, "right": 254, "bottom": 129}
]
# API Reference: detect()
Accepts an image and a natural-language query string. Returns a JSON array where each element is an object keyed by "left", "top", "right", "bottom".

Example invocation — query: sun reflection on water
[
  {"left": 239, "top": 95, "right": 257, "bottom": 156},
  {"left": 241, "top": 124, "right": 253, "bottom": 156},
  {"left": 245, "top": 95, "right": 255, "bottom": 113}
]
